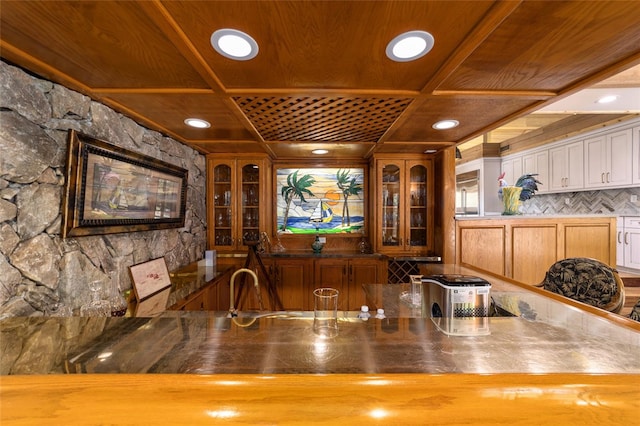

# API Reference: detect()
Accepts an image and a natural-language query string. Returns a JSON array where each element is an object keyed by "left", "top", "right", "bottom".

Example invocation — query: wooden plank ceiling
[{"left": 1, "top": 0, "right": 639, "bottom": 160}]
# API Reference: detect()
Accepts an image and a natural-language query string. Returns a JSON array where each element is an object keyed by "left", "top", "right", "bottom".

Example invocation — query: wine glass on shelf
[{"left": 80, "top": 279, "right": 110, "bottom": 317}]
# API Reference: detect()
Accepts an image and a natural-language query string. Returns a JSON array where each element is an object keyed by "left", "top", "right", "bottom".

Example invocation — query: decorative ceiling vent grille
[{"left": 233, "top": 96, "right": 413, "bottom": 142}]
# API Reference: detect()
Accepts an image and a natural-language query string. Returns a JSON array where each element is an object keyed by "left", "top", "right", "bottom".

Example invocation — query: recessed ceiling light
[
  {"left": 432, "top": 119, "right": 459, "bottom": 130},
  {"left": 184, "top": 118, "right": 211, "bottom": 128},
  {"left": 386, "top": 31, "right": 434, "bottom": 62},
  {"left": 424, "top": 149, "right": 437, "bottom": 154},
  {"left": 312, "top": 149, "right": 329, "bottom": 155},
  {"left": 596, "top": 95, "right": 618, "bottom": 104},
  {"left": 211, "top": 29, "right": 259, "bottom": 60}
]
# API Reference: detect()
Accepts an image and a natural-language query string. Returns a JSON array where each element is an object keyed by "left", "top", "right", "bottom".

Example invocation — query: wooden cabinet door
[
  {"left": 510, "top": 225, "right": 557, "bottom": 285},
  {"left": 564, "top": 223, "right": 614, "bottom": 266},
  {"left": 374, "top": 155, "right": 433, "bottom": 255},
  {"left": 275, "top": 258, "right": 312, "bottom": 310},
  {"left": 313, "top": 259, "right": 348, "bottom": 311},
  {"left": 348, "top": 259, "right": 381, "bottom": 310},
  {"left": 183, "top": 291, "right": 206, "bottom": 311},
  {"left": 209, "top": 159, "right": 237, "bottom": 251}
]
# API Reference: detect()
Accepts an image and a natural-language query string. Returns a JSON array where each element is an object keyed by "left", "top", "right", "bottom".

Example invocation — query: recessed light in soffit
[
  {"left": 432, "top": 120, "right": 459, "bottom": 130},
  {"left": 596, "top": 95, "right": 618, "bottom": 104},
  {"left": 184, "top": 118, "right": 211, "bottom": 128},
  {"left": 211, "top": 28, "right": 259, "bottom": 60},
  {"left": 386, "top": 30, "right": 434, "bottom": 62}
]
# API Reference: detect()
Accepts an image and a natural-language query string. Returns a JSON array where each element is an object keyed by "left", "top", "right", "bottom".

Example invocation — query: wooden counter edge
[{"left": 2, "top": 373, "right": 638, "bottom": 424}]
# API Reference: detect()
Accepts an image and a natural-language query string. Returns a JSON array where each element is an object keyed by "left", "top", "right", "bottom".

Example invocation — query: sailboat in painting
[{"left": 309, "top": 200, "right": 333, "bottom": 223}]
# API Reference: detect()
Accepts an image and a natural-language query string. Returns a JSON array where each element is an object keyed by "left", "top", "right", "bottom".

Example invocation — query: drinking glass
[{"left": 80, "top": 279, "right": 110, "bottom": 316}]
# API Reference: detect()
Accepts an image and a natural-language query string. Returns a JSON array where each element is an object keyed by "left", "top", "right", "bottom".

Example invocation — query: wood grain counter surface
[{"left": 2, "top": 373, "right": 638, "bottom": 425}]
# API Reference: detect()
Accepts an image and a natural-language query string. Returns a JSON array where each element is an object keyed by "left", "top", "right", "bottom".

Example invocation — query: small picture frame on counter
[{"left": 128, "top": 257, "right": 172, "bottom": 302}]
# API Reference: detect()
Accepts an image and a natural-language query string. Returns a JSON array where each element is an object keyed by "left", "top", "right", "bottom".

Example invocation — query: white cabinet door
[
  {"left": 522, "top": 150, "right": 549, "bottom": 194},
  {"left": 585, "top": 129, "right": 633, "bottom": 188},
  {"left": 585, "top": 135, "right": 607, "bottom": 187},
  {"left": 624, "top": 217, "right": 640, "bottom": 271},
  {"left": 608, "top": 129, "right": 633, "bottom": 186},
  {"left": 616, "top": 217, "right": 624, "bottom": 267},
  {"left": 549, "top": 141, "right": 584, "bottom": 191},
  {"left": 632, "top": 126, "right": 640, "bottom": 185},
  {"left": 501, "top": 155, "right": 522, "bottom": 187},
  {"left": 565, "top": 141, "right": 584, "bottom": 190}
]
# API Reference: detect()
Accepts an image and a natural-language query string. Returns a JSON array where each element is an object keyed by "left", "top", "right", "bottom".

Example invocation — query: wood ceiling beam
[
  {"left": 137, "top": 0, "right": 226, "bottom": 93},
  {"left": 421, "top": 0, "right": 523, "bottom": 94}
]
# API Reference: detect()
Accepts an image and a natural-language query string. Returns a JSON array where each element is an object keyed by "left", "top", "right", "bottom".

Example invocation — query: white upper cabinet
[
  {"left": 500, "top": 154, "right": 522, "bottom": 187},
  {"left": 548, "top": 140, "right": 584, "bottom": 192},
  {"left": 585, "top": 128, "right": 633, "bottom": 189},
  {"left": 500, "top": 117, "right": 639, "bottom": 195},
  {"left": 521, "top": 149, "right": 549, "bottom": 194}
]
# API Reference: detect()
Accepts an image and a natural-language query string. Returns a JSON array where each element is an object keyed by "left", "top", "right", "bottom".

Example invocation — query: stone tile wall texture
[{"left": 0, "top": 60, "right": 207, "bottom": 318}]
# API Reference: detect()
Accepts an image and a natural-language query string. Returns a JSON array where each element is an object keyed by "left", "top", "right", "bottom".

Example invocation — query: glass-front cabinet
[
  {"left": 374, "top": 156, "right": 432, "bottom": 254},
  {"left": 208, "top": 156, "right": 271, "bottom": 252}
]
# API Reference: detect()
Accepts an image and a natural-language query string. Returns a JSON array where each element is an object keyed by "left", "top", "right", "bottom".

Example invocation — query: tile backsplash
[{"left": 520, "top": 187, "right": 640, "bottom": 216}]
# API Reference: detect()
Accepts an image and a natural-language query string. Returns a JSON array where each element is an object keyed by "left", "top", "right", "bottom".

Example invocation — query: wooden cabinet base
[{"left": 456, "top": 216, "right": 617, "bottom": 285}]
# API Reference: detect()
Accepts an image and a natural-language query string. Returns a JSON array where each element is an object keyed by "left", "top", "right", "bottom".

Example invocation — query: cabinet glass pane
[
  {"left": 213, "top": 164, "right": 232, "bottom": 247},
  {"left": 409, "top": 165, "right": 427, "bottom": 246},
  {"left": 241, "top": 164, "right": 260, "bottom": 243},
  {"left": 382, "top": 165, "right": 401, "bottom": 246}
]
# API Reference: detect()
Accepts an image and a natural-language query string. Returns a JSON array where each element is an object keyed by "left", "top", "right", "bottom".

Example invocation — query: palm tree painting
[
  {"left": 280, "top": 170, "right": 316, "bottom": 231},
  {"left": 276, "top": 167, "right": 365, "bottom": 234},
  {"left": 336, "top": 169, "right": 363, "bottom": 227}
]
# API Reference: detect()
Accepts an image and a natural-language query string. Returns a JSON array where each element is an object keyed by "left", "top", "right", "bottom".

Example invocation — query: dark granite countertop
[
  {"left": 2, "top": 264, "right": 638, "bottom": 376},
  {"left": 2, "top": 310, "right": 639, "bottom": 375}
]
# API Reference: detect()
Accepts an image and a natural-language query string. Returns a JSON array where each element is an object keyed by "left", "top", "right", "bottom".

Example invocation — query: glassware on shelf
[
  {"left": 358, "top": 230, "right": 371, "bottom": 254},
  {"left": 271, "top": 232, "right": 286, "bottom": 253},
  {"left": 45, "top": 303, "right": 73, "bottom": 316},
  {"left": 80, "top": 279, "right": 110, "bottom": 317},
  {"left": 108, "top": 270, "right": 128, "bottom": 317}
]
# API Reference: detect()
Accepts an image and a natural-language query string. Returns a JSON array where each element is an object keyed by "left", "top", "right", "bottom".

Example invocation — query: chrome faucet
[{"left": 228, "top": 268, "right": 260, "bottom": 317}]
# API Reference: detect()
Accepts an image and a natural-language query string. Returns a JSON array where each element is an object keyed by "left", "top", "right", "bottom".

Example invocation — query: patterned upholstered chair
[
  {"left": 629, "top": 299, "right": 640, "bottom": 322},
  {"left": 538, "top": 257, "right": 625, "bottom": 314}
]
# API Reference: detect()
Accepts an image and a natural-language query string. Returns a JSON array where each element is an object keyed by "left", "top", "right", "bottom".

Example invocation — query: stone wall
[{"left": 0, "top": 60, "right": 207, "bottom": 318}]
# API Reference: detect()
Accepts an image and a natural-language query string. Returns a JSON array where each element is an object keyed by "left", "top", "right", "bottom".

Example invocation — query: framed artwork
[
  {"left": 62, "top": 130, "right": 188, "bottom": 237},
  {"left": 275, "top": 167, "right": 365, "bottom": 234},
  {"left": 129, "top": 257, "right": 172, "bottom": 301}
]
